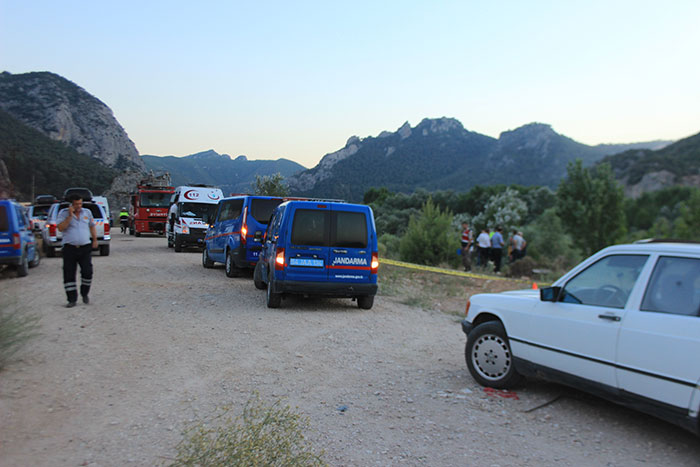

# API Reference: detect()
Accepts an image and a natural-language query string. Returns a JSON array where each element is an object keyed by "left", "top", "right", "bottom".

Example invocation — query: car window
[
  {"left": 640, "top": 256, "right": 700, "bottom": 317},
  {"left": 15, "top": 206, "right": 26, "bottom": 228},
  {"left": 291, "top": 209, "right": 328, "bottom": 246},
  {"left": 0, "top": 206, "right": 8, "bottom": 231},
  {"left": 85, "top": 204, "right": 104, "bottom": 219},
  {"left": 250, "top": 198, "right": 283, "bottom": 223},
  {"left": 331, "top": 211, "right": 367, "bottom": 248},
  {"left": 561, "top": 255, "right": 648, "bottom": 308},
  {"left": 218, "top": 199, "right": 244, "bottom": 222},
  {"left": 31, "top": 205, "right": 51, "bottom": 219}
]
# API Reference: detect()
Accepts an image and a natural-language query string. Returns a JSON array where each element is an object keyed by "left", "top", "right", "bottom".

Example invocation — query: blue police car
[
  {"left": 203, "top": 195, "right": 285, "bottom": 276},
  {"left": 0, "top": 199, "right": 40, "bottom": 277},
  {"left": 254, "top": 200, "right": 378, "bottom": 309}
]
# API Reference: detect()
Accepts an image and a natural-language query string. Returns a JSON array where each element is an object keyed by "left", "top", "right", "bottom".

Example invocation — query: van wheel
[
  {"left": 100, "top": 245, "right": 110, "bottom": 256},
  {"left": 29, "top": 249, "right": 41, "bottom": 267},
  {"left": 16, "top": 252, "right": 29, "bottom": 277},
  {"left": 225, "top": 250, "right": 239, "bottom": 277},
  {"left": 254, "top": 261, "right": 267, "bottom": 290},
  {"left": 174, "top": 235, "right": 182, "bottom": 252},
  {"left": 202, "top": 248, "right": 214, "bottom": 268},
  {"left": 46, "top": 246, "right": 56, "bottom": 258},
  {"left": 135, "top": 232, "right": 141, "bottom": 237},
  {"left": 266, "top": 274, "right": 281, "bottom": 308},
  {"left": 167, "top": 234, "right": 173, "bottom": 248},
  {"left": 357, "top": 295, "right": 374, "bottom": 310}
]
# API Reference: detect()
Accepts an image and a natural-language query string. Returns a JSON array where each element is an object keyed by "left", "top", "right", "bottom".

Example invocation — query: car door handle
[{"left": 598, "top": 314, "right": 621, "bottom": 321}]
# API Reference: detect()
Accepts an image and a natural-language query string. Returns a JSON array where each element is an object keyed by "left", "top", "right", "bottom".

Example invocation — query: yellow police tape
[{"left": 380, "top": 258, "right": 531, "bottom": 283}]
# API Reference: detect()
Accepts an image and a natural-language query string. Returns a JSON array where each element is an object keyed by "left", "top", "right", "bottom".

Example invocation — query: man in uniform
[
  {"left": 460, "top": 222, "right": 473, "bottom": 271},
  {"left": 57, "top": 194, "right": 98, "bottom": 307}
]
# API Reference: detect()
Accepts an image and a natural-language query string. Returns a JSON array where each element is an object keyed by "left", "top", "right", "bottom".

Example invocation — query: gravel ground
[{"left": 1, "top": 233, "right": 699, "bottom": 466}]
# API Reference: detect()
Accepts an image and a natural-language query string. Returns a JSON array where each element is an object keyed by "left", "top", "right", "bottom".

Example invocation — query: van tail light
[
  {"left": 49, "top": 223, "right": 57, "bottom": 237},
  {"left": 465, "top": 300, "right": 471, "bottom": 316},
  {"left": 104, "top": 222, "right": 110, "bottom": 235},
  {"left": 12, "top": 233, "right": 21, "bottom": 250},
  {"left": 275, "top": 247, "right": 285, "bottom": 270},
  {"left": 370, "top": 252, "right": 379, "bottom": 274},
  {"left": 241, "top": 207, "right": 248, "bottom": 245}
]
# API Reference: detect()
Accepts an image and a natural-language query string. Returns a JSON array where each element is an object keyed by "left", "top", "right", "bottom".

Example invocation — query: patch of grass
[
  {"left": 168, "top": 392, "right": 326, "bottom": 467},
  {"left": 0, "top": 295, "right": 40, "bottom": 370}
]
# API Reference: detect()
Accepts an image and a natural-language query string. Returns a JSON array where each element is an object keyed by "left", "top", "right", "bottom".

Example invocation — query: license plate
[{"left": 289, "top": 258, "right": 324, "bottom": 267}]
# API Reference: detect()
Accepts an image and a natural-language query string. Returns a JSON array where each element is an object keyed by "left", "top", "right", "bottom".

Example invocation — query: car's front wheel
[
  {"left": 465, "top": 321, "right": 523, "bottom": 388},
  {"left": 16, "top": 251, "right": 29, "bottom": 277},
  {"left": 202, "top": 248, "right": 214, "bottom": 268},
  {"left": 253, "top": 261, "right": 266, "bottom": 290}
]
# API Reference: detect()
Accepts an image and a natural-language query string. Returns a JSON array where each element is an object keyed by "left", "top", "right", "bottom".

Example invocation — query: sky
[{"left": 2, "top": 1, "right": 700, "bottom": 168}]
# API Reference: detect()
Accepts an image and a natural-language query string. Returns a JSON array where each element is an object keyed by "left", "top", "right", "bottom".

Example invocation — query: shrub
[
  {"left": 0, "top": 298, "right": 40, "bottom": 370},
  {"left": 399, "top": 198, "right": 460, "bottom": 266},
  {"left": 378, "top": 233, "right": 401, "bottom": 259},
  {"left": 168, "top": 392, "right": 326, "bottom": 467}
]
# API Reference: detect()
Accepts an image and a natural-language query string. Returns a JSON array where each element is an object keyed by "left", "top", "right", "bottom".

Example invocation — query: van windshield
[
  {"left": 140, "top": 193, "right": 171, "bottom": 207},
  {"left": 180, "top": 203, "right": 218, "bottom": 222},
  {"left": 31, "top": 205, "right": 51, "bottom": 220},
  {"left": 250, "top": 198, "right": 283, "bottom": 223}
]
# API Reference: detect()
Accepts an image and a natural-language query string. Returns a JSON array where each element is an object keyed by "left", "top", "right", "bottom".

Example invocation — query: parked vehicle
[
  {"left": 461, "top": 241, "right": 700, "bottom": 435},
  {"left": 255, "top": 200, "right": 378, "bottom": 309},
  {"left": 129, "top": 182, "right": 174, "bottom": 236},
  {"left": 166, "top": 185, "right": 223, "bottom": 251},
  {"left": 92, "top": 196, "right": 112, "bottom": 227},
  {"left": 203, "top": 195, "right": 285, "bottom": 276},
  {"left": 0, "top": 199, "right": 40, "bottom": 276},
  {"left": 42, "top": 200, "right": 111, "bottom": 257}
]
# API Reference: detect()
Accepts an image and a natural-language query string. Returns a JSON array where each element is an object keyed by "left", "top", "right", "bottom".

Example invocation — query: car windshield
[
  {"left": 31, "top": 205, "right": 51, "bottom": 220},
  {"left": 140, "top": 192, "right": 171, "bottom": 207},
  {"left": 180, "top": 203, "right": 218, "bottom": 222}
]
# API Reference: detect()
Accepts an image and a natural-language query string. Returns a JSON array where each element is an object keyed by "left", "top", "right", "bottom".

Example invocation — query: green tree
[
  {"left": 399, "top": 198, "right": 459, "bottom": 265},
  {"left": 252, "top": 173, "right": 289, "bottom": 196},
  {"left": 674, "top": 189, "right": 700, "bottom": 240},
  {"left": 557, "top": 160, "right": 626, "bottom": 256},
  {"left": 471, "top": 187, "right": 528, "bottom": 233}
]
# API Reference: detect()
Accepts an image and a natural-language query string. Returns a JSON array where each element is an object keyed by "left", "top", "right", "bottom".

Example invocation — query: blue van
[
  {"left": 254, "top": 200, "right": 378, "bottom": 309},
  {"left": 203, "top": 195, "right": 285, "bottom": 276},
  {"left": 0, "top": 199, "right": 40, "bottom": 277}
]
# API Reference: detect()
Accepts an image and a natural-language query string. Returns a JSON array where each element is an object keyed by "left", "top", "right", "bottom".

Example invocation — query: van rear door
[
  {"left": 328, "top": 206, "right": 372, "bottom": 284},
  {"left": 284, "top": 205, "right": 330, "bottom": 283}
]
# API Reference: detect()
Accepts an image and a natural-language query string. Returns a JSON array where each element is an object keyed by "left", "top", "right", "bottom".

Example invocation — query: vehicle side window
[
  {"left": 291, "top": 209, "right": 328, "bottom": 246},
  {"left": 331, "top": 211, "right": 367, "bottom": 248},
  {"left": 15, "top": 207, "right": 26, "bottom": 228},
  {"left": 218, "top": 200, "right": 243, "bottom": 222},
  {"left": 640, "top": 256, "right": 700, "bottom": 317},
  {"left": 0, "top": 206, "right": 9, "bottom": 231},
  {"left": 561, "top": 255, "right": 648, "bottom": 308}
]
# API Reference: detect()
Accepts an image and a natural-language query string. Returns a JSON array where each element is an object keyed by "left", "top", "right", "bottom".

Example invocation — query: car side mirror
[{"left": 540, "top": 286, "right": 562, "bottom": 302}]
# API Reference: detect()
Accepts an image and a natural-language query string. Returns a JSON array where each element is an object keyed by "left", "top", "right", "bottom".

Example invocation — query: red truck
[{"left": 129, "top": 183, "right": 175, "bottom": 236}]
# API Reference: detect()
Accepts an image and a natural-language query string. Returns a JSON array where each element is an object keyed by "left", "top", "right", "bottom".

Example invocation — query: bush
[
  {"left": 0, "top": 298, "right": 40, "bottom": 370},
  {"left": 169, "top": 392, "right": 325, "bottom": 467},
  {"left": 378, "top": 233, "right": 401, "bottom": 259},
  {"left": 399, "top": 198, "right": 460, "bottom": 266}
]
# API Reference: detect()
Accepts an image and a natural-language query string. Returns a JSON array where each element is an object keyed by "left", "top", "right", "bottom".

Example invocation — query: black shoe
[
  {"left": 82, "top": 295, "right": 89, "bottom": 304},
  {"left": 66, "top": 301, "right": 77, "bottom": 308}
]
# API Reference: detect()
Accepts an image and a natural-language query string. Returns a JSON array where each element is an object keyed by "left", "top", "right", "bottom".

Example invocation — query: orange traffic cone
[{"left": 532, "top": 282, "right": 538, "bottom": 290}]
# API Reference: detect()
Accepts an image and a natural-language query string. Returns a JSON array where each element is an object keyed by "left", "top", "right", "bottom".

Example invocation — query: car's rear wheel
[
  {"left": 465, "top": 321, "right": 523, "bottom": 388},
  {"left": 202, "top": 248, "right": 214, "bottom": 268},
  {"left": 174, "top": 235, "right": 182, "bottom": 252},
  {"left": 16, "top": 252, "right": 29, "bottom": 277},
  {"left": 253, "top": 261, "right": 267, "bottom": 289},
  {"left": 46, "top": 245, "right": 56, "bottom": 258},
  {"left": 357, "top": 295, "right": 374, "bottom": 309},
  {"left": 100, "top": 245, "right": 110, "bottom": 256},
  {"left": 29, "top": 248, "right": 40, "bottom": 267},
  {"left": 225, "top": 250, "right": 239, "bottom": 277},
  {"left": 266, "top": 271, "right": 281, "bottom": 308}
]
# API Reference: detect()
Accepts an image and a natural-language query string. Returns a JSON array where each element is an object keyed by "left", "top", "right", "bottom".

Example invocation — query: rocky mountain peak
[
  {"left": 0, "top": 71, "right": 144, "bottom": 171},
  {"left": 416, "top": 117, "right": 464, "bottom": 135}
]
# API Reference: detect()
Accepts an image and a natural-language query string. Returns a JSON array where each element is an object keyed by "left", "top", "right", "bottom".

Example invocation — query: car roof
[{"left": 598, "top": 242, "right": 700, "bottom": 256}]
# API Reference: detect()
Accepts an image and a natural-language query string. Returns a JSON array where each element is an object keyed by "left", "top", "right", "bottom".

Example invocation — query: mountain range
[{"left": 141, "top": 150, "right": 305, "bottom": 195}]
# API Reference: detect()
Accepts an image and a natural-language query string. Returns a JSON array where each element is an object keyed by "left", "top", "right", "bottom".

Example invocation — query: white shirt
[{"left": 477, "top": 232, "right": 491, "bottom": 249}]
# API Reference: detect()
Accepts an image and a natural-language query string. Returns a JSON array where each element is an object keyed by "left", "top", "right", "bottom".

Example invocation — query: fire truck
[{"left": 129, "top": 180, "right": 175, "bottom": 237}]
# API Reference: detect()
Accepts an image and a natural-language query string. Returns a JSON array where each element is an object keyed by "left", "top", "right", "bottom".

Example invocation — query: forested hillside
[{"left": 0, "top": 109, "right": 116, "bottom": 200}]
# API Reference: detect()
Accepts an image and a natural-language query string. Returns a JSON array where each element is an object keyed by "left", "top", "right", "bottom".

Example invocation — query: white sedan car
[{"left": 462, "top": 241, "right": 700, "bottom": 435}]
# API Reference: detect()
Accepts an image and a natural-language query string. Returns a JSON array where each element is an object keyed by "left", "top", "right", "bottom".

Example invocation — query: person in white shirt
[{"left": 476, "top": 228, "right": 491, "bottom": 267}]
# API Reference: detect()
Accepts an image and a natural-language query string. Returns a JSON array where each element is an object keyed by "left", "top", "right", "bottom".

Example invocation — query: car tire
[
  {"left": 16, "top": 252, "right": 29, "bottom": 277},
  {"left": 29, "top": 248, "right": 41, "bottom": 268},
  {"left": 465, "top": 321, "right": 523, "bottom": 389},
  {"left": 129, "top": 227, "right": 134, "bottom": 236},
  {"left": 46, "top": 245, "right": 56, "bottom": 258},
  {"left": 174, "top": 235, "right": 182, "bottom": 252},
  {"left": 253, "top": 261, "right": 267, "bottom": 290},
  {"left": 167, "top": 234, "right": 173, "bottom": 248},
  {"left": 202, "top": 248, "right": 214, "bottom": 268},
  {"left": 266, "top": 272, "right": 281, "bottom": 308},
  {"left": 100, "top": 244, "right": 110, "bottom": 256},
  {"left": 225, "top": 250, "right": 239, "bottom": 277},
  {"left": 135, "top": 231, "right": 141, "bottom": 237},
  {"left": 357, "top": 295, "right": 374, "bottom": 309}
]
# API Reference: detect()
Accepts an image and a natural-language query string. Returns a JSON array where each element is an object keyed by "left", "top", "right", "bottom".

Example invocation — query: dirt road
[{"left": 1, "top": 233, "right": 699, "bottom": 466}]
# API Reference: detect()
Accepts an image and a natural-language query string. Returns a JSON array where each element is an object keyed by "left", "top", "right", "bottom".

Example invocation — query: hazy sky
[{"left": 2, "top": 1, "right": 699, "bottom": 168}]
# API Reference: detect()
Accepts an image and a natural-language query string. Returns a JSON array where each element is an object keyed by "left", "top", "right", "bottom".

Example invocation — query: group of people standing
[{"left": 460, "top": 223, "right": 526, "bottom": 274}]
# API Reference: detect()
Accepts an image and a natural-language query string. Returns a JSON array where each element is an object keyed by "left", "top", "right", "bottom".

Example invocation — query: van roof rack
[{"left": 634, "top": 238, "right": 700, "bottom": 244}]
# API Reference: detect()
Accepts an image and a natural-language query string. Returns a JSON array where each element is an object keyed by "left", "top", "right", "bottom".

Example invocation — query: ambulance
[{"left": 166, "top": 185, "right": 224, "bottom": 251}]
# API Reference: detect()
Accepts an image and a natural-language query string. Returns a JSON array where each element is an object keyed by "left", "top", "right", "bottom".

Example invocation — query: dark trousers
[
  {"left": 63, "top": 244, "right": 93, "bottom": 303},
  {"left": 492, "top": 248, "right": 502, "bottom": 272},
  {"left": 478, "top": 247, "right": 490, "bottom": 267}
]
